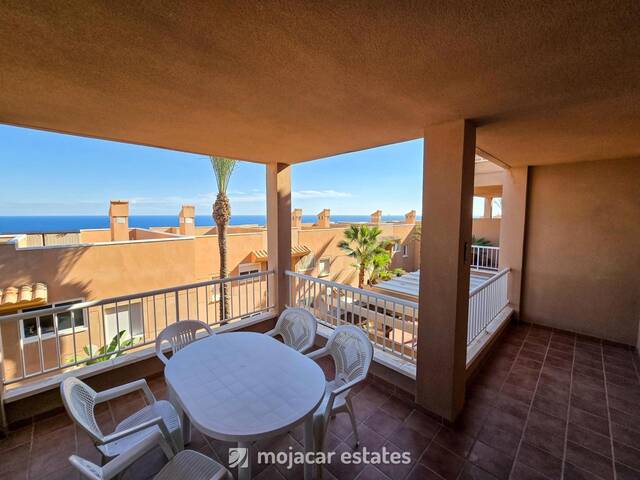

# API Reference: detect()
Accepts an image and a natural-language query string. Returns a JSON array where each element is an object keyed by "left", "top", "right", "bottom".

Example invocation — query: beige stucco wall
[
  {"left": 521, "top": 157, "right": 640, "bottom": 345},
  {"left": 472, "top": 218, "right": 500, "bottom": 245}
]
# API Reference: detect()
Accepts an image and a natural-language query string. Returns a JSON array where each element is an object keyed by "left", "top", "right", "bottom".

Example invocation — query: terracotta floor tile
[
  {"left": 614, "top": 462, "right": 640, "bottom": 480},
  {"left": 388, "top": 424, "right": 433, "bottom": 458},
  {"left": 510, "top": 461, "right": 549, "bottom": 480},
  {"left": 613, "top": 441, "right": 640, "bottom": 473},
  {"left": 403, "top": 410, "right": 442, "bottom": 438},
  {"left": 468, "top": 440, "right": 514, "bottom": 480},
  {"left": 405, "top": 463, "right": 445, "bottom": 480},
  {"left": 569, "top": 407, "right": 610, "bottom": 437},
  {"left": 433, "top": 426, "right": 475, "bottom": 458},
  {"left": 476, "top": 423, "right": 521, "bottom": 458},
  {"left": 420, "top": 442, "right": 465, "bottom": 480},
  {"left": 364, "top": 409, "right": 403, "bottom": 439},
  {"left": 565, "top": 441, "right": 613, "bottom": 480},
  {"left": 563, "top": 462, "right": 602, "bottom": 480},
  {"left": 567, "top": 424, "right": 612, "bottom": 458},
  {"left": 375, "top": 441, "right": 416, "bottom": 479},
  {"left": 355, "top": 465, "right": 390, "bottom": 480},
  {"left": 516, "top": 442, "right": 562, "bottom": 479}
]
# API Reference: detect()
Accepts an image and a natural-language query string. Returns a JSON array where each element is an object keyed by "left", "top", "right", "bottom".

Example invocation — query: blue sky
[{"left": 0, "top": 125, "right": 425, "bottom": 216}]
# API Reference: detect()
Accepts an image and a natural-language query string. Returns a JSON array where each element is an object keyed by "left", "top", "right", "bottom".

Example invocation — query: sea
[{"left": 0, "top": 215, "right": 413, "bottom": 234}]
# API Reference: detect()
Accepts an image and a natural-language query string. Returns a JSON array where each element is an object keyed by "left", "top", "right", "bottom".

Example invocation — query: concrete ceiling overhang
[{"left": 1, "top": 1, "right": 639, "bottom": 167}]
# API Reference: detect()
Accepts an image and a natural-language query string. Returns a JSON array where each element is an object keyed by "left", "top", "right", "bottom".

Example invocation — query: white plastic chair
[
  {"left": 155, "top": 320, "right": 213, "bottom": 365},
  {"left": 307, "top": 325, "right": 374, "bottom": 452},
  {"left": 69, "top": 430, "right": 232, "bottom": 480},
  {"left": 266, "top": 307, "right": 317, "bottom": 353},
  {"left": 60, "top": 377, "right": 183, "bottom": 461}
]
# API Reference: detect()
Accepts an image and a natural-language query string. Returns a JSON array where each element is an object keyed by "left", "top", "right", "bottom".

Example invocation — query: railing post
[
  {"left": 0, "top": 325, "right": 7, "bottom": 434},
  {"left": 175, "top": 291, "right": 180, "bottom": 322}
]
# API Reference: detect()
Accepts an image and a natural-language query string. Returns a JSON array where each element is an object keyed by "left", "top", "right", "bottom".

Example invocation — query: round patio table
[{"left": 165, "top": 331, "right": 326, "bottom": 480}]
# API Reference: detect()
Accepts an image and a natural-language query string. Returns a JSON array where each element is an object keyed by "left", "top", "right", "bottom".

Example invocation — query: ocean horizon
[{"left": 0, "top": 215, "right": 418, "bottom": 234}]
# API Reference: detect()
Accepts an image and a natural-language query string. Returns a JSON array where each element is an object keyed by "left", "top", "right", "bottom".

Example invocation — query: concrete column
[
  {"left": 498, "top": 167, "right": 529, "bottom": 315},
  {"left": 266, "top": 163, "right": 292, "bottom": 313},
  {"left": 416, "top": 120, "right": 475, "bottom": 421},
  {"left": 109, "top": 200, "right": 129, "bottom": 242},
  {"left": 483, "top": 196, "right": 493, "bottom": 218}
]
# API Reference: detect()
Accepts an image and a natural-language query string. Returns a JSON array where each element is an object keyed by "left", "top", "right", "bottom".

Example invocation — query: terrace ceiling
[{"left": 1, "top": 1, "right": 639, "bottom": 167}]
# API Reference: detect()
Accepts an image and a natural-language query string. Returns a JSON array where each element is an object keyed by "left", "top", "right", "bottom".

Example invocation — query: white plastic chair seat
[
  {"left": 154, "top": 450, "right": 231, "bottom": 480},
  {"left": 99, "top": 400, "right": 182, "bottom": 458}
]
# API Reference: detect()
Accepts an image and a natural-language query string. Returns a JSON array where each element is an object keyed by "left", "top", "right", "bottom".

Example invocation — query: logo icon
[{"left": 229, "top": 447, "right": 249, "bottom": 468}]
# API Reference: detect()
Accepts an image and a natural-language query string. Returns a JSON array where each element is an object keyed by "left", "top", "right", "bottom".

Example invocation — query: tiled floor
[{"left": 1, "top": 322, "right": 639, "bottom": 479}]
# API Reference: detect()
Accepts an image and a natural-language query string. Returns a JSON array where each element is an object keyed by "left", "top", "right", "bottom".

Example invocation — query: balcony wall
[{"left": 522, "top": 157, "right": 640, "bottom": 346}]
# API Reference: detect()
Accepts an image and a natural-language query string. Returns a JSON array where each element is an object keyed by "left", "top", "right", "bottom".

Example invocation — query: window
[
  {"left": 20, "top": 300, "right": 86, "bottom": 342},
  {"left": 318, "top": 257, "right": 331, "bottom": 277},
  {"left": 391, "top": 241, "right": 400, "bottom": 254},
  {"left": 473, "top": 196, "right": 485, "bottom": 218},
  {"left": 104, "top": 303, "right": 143, "bottom": 341},
  {"left": 491, "top": 197, "right": 502, "bottom": 218},
  {"left": 297, "top": 253, "right": 315, "bottom": 272},
  {"left": 238, "top": 263, "right": 260, "bottom": 276},
  {"left": 402, "top": 245, "right": 409, "bottom": 257}
]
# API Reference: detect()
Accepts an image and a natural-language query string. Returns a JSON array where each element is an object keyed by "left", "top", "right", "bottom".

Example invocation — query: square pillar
[
  {"left": 416, "top": 120, "right": 475, "bottom": 421},
  {"left": 498, "top": 167, "right": 529, "bottom": 314},
  {"left": 483, "top": 196, "right": 493, "bottom": 218},
  {"left": 266, "top": 163, "right": 292, "bottom": 313}
]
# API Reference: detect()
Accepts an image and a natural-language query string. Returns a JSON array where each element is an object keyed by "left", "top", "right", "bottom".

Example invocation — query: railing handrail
[
  {"left": 469, "top": 267, "right": 510, "bottom": 297},
  {"left": 472, "top": 245, "right": 499, "bottom": 250},
  {"left": 285, "top": 270, "right": 419, "bottom": 309},
  {"left": 0, "top": 270, "right": 274, "bottom": 323}
]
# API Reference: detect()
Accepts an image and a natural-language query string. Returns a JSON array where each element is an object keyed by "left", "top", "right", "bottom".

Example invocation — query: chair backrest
[
  {"left": 61, "top": 377, "right": 104, "bottom": 443},
  {"left": 326, "top": 325, "right": 374, "bottom": 386},
  {"left": 273, "top": 307, "right": 317, "bottom": 352},
  {"left": 155, "top": 320, "right": 213, "bottom": 364}
]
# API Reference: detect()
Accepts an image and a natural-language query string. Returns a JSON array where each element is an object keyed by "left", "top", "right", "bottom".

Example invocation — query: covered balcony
[{"left": 1, "top": 2, "right": 639, "bottom": 479}]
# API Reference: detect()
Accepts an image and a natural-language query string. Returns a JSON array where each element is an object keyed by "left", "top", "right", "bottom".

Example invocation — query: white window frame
[
  {"left": 318, "top": 257, "right": 331, "bottom": 277},
  {"left": 402, "top": 245, "right": 409, "bottom": 257},
  {"left": 391, "top": 241, "right": 400, "bottom": 254},
  {"left": 19, "top": 298, "right": 87, "bottom": 344},
  {"left": 491, "top": 197, "right": 503, "bottom": 219}
]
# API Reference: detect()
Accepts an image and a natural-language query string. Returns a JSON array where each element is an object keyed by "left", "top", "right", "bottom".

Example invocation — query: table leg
[
  {"left": 304, "top": 415, "right": 315, "bottom": 480},
  {"left": 237, "top": 441, "right": 252, "bottom": 480},
  {"left": 169, "top": 386, "right": 191, "bottom": 446}
]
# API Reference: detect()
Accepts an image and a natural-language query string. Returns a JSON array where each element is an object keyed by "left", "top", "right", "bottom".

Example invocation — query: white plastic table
[{"left": 165, "top": 331, "right": 326, "bottom": 480}]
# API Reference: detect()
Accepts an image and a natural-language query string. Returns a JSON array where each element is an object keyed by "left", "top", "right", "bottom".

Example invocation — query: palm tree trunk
[
  {"left": 218, "top": 222, "right": 230, "bottom": 323},
  {"left": 358, "top": 264, "right": 366, "bottom": 289}
]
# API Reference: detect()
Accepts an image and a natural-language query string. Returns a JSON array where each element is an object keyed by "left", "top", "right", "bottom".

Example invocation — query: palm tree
[
  {"left": 338, "top": 224, "right": 390, "bottom": 289},
  {"left": 210, "top": 155, "right": 236, "bottom": 322}
]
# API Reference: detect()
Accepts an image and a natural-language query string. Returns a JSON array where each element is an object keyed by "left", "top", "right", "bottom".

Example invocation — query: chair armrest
[
  {"left": 95, "top": 379, "right": 155, "bottom": 404},
  {"left": 306, "top": 347, "right": 329, "bottom": 360},
  {"left": 321, "top": 376, "right": 366, "bottom": 419},
  {"left": 101, "top": 415, "right": 178, "bottom": 452},
  {"left": 264, "top": 328, "right": 278, "bottom": 337},
  {"left": 89, "top": 431, "right": 174, "bottom": 479}
]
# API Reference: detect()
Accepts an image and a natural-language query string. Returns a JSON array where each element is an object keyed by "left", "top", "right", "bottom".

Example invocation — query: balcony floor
[{"left": 1, "top": 323, "right": 639, "bottom": 480}]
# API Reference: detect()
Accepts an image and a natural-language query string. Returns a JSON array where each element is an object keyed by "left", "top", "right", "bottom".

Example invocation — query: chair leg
[{"left": 346, "top": 398, "right": 359, "bottom": 447}]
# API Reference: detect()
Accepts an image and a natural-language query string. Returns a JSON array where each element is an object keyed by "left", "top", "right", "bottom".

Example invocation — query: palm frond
[{"left": 209, "top": 155, "right": 237, "bottom": 193}]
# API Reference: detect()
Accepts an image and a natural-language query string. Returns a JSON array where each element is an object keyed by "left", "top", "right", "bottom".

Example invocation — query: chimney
[
  {"left": 405, "top": 210, "right": 417, "bottom": 224},
  {"left": 315, "top": 209, "right": 331, "bottom": 228},
  {"left": 179, "top": 205, "right": 196, "bottom": 236},
  {"left": 109, "top": 200, "right": 129, "bottom": 241},
  {"left": 370, "top": 210, "right": 382, "bottom": 224},
  {"left": 291, "top": 208, "right": 303, "bottom": 228}
]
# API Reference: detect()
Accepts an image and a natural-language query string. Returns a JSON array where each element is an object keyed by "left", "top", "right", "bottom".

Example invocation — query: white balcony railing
[
  {"left": 286, "top": 271, "right": 419, "bottom": 363},
  {"left": 471, "top": 245, "right": 500, "bottom": 271},
  {"left": 0, "top": 271, "right": 275, "bottom": 387},
  {"left": 467, "top": 268, "right": 510, "bottom": 345}
]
